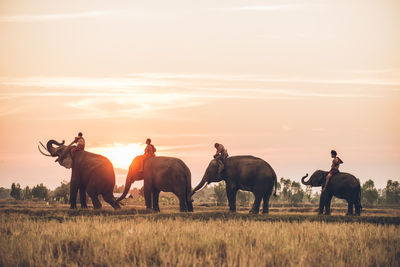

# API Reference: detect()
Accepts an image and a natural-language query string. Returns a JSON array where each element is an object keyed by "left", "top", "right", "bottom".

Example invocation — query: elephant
[
  {"left": 301, "top": 170, "right": 362, "bottom": 215},
  {"left": 116, "top": 156, "right": 193, "bottom": 212},
  {"left": 38, "top": 139, "right": 120, "bottom": 209},
  {"left": 191, "top": 156, "right": 277, "bottom": 214}
]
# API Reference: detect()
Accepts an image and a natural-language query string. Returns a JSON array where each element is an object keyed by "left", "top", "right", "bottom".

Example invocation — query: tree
[
  {"left": 0, "top": 187, "right": 11, "bottom": 199},
  {"left": 289, "top": 181, "right": 305, "bottom": 205},
  {"left": 10, "top": 183, "right": 22, "bottom": 200},
  {"left": 32, "top": 183, "right": 49, "bottom": 200},
  {"left": 280, "top": 178, "right": 292, "bottom": 202},
  {"left": 51, "top": 181, "right": 69, "bottom": 203},
  {"left": 114, "top": 184, "right": 125, "bottom": 193},
  {"left": 304, "top": 186, "right": 312, "bottom": 203},
  {"left": 214, "top": 182, "right": 227, "bottom": 206},
  {"left": 362, "top": 179, "right": 378, "bottom": 206},
  {"left": 385, "top": 180, "right": 400, "bottom": 204},
  {"left": 22, "top": 186, "right": 32, "bottom": 200},
  {"left": 310, "top": 192, "right": 320, "bottom": 204},
  {"left": 237, "top": 190, "right": 252, "bottom": 206}
]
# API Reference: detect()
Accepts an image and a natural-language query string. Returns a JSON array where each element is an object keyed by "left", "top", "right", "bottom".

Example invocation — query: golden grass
[{"left": 1, "top": 214, "right": 399, "bottom": 267}]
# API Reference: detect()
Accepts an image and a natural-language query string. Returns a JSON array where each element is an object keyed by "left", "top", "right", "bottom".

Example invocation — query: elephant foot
[
  {"left": 345, "top": 213, "right": 353, "bottom": 216},
  {"left": 324, "top": 212, "right": 331, "bottom": 216},
  {"left": 229, "top": 209, "right": 236, "bottom": 213},
  {"left": 262, "top": 210, "right": 269, "bottom": 214},
  {"left": 81, "top": 205, "right": 88, "bottom": 209},
  {"left": 145, "top": 207, "right": 153, "bottom": 213},
  {"left": 70, "top": 205, "right": 77, "bottom": 210},
  {"left": 153, "top": 208, "right": 160, "bottom": 212},
  {"left": 318, "top": 212, "right": 323, "bottom": 215},
  {"left": 249, "top": 209, "right": 259, "bottom": 214}
]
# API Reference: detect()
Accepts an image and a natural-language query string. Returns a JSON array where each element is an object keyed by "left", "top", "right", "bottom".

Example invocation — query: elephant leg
[
  {"left": 325, "top": 194, "right": 333, "bottom": 215},
  {"left": 179, "top": 194, "right": 188, "bottom": 212},
  {"left": 250, "top": 192, "right": 262, "bottom": 214},
  {"left": 226, "top": 188, "right": 238, "bottom": 212},
  {"left": 152, "top": 190, "right": 160, "bottom": 212},
  {"left": 90, "top": 194, "right": 102, "bottom": 209},
  {"left": 79, "top": 185, "right": 88, "bottom": 208},
  {"left": 262, "top": 191, "right": 272, "bottom": 214},
  {"left": 144, "top": 187, "right": 152, "bottom": 210},
  {"left": 103, "top": 192, "right": 120, "bottom": 210},
  {"left": 355, "top": 197, "right": 361, "bottom": 216},
  {"left": 186, "top": 193, "right": 194, "bottom": 212},
  {"left": 318, "top": 192, "right": 326, "bottom": 215},
  {"left": 346, "top": 199, "right": 354, "bottom": 216},
  {"left": 69, "top": 181, "right": 79, "bottom": 209}
]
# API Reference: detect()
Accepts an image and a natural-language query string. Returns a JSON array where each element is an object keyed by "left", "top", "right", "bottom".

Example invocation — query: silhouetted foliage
[
  {"left": 51, "top": 181, "right": 69, "bottom": 203},
  {"left": 22, "top": 186, "right": 32, "bottom": 200},
  {"left": 385, "top": 180, "right": 400, "bottom": 204},
  {"left": 214, "top": 182, "right": 227, "bottom": 206},
  {"left": 362, "top": 179, "right": 379, "bottom": 206},
  {"left": 290, "top": 181, "right": 305, "bottom": 204},
  {"left": 10, "top": 183, "right": 22, "bottom": 200},
  {"left": 0, "top": 187, "right": 11, "bottom": 199},
  {"left": 237, "top": 190, "right": 253, "bottom": 206},
  {"left": 32, "top": 183, "right": 49, "bottom": 200},
  {"left": 278, "top": 178, "right": 305, "bottom": 204}
]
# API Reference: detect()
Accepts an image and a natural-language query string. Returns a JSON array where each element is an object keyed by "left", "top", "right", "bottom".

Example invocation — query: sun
[{"left": 90, "top": 143, "right": 144, "bottom": 169}]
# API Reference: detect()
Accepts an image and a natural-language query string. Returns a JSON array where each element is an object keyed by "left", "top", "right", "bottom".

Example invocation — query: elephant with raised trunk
[
  {"left": 117, "top": 156, "right": 193, "bottom": 212},
  {"left": 38, "top": 139, "right": 120, "bottom": 209},
  {"left": 301, "top": 170, "right": 361, "bottom": 215},
  {"left": 192, "top": 156, "right": 277, "bottom": 214}
]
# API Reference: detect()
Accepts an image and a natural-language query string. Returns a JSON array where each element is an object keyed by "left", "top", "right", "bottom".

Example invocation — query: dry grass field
[{"left": 1, "top": 200, "right": 399, "bottom": 267}]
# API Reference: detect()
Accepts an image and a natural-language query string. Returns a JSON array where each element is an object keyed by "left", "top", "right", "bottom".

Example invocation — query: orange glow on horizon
[{"left": 90, "top": 143, "right": 144, "bottom": 170}]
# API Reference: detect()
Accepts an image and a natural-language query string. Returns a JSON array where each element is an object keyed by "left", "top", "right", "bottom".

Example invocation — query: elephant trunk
[
  {"left": 46, "top": 139, "right": 65, "bottom": 156},
  {"left": 191, "top": 176, "right": 208, "bottom": 196},
  {"left": 116, "top": 176, "right": 133, "bottom": 202},
  {"left": 301, "top": 173, "right": 310, "bottom": 185}
]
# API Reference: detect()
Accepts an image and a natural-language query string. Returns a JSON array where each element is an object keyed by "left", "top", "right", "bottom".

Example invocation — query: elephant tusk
[
  {"left": 39, "top": 141, "right": 48, "bottom": 151},
  {"left": 38, "top": 145, "right": 52, "bottom": 157},
  {"left": 193, "top": 182, "right": 208, "bottom": 195}
]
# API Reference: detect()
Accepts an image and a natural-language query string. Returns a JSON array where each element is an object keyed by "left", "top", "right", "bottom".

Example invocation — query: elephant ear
[{"left": 128, "top": 156, "right": 144, "bottom": 177}]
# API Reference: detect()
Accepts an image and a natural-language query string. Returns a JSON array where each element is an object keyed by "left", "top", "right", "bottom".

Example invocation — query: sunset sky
[{"left": 0, "top": 0, "right": 399, "bottom": 190}]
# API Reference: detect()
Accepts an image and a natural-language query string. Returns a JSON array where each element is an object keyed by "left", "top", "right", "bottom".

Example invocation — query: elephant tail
[
  {"left": 185, "top": 166, "right": 194, "bottom": 212},
  {"left": 356, "top": 185, "right": 362, "bottom": 211},
  {"left": 273, "top": 171, "right": 278, "bottom": 197}
]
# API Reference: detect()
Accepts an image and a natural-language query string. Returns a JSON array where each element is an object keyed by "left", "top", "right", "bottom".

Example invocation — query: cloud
[
  {"left": 0, "top": 73, "right": 395, "bottom": 119},
  {"left": 127, "top": 73, "right": 400, "bottom": 87},
  {"left": 0, "top": 76, "right": 169, "bottom": 89},
  {"left": 227, "top": 4, "right": 299, "bottom": 11},
  {"left": 0, "top": 10, "right": 109, "bottom": 22}
]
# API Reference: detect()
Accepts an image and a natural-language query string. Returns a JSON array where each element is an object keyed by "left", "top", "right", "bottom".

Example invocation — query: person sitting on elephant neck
[
  {"left": 322, "top": 150, "right": 343, "bottom": 192},
  {"left": 214, "top": 143, "right": 228, "bottom": 176},
  {"left": 144, "top": 138, "right": 156, "bottom": 158},
  {"left": 70, "top": 132, "right": 85, "bottom": 157},
  {"left": 138, "top": 138, "right": 156, "bottom": 172}
]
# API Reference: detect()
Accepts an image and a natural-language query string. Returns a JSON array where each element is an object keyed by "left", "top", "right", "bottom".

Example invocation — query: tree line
[
  {"left": 210, "top": 178, "right": 400, "bottom": 207},
  {"left": 1, "top": 178, "right": 399, "bottom": 207},
  {"left": 3, "top": 181, "right": 70, "bottom": 203}
]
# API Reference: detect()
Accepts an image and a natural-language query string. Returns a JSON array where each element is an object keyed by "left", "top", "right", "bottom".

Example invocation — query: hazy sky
[{"left": 0, "top": 0, "right": 399, "bottom": 190}]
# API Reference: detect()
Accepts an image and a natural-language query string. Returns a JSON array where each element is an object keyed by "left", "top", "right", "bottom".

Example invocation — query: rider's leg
[{"left": 322, "top": 173, "right": 332, "bottom": 192}]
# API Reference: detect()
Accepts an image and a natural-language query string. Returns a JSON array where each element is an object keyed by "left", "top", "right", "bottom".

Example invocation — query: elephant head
[
  {"left": 191, "top": 159, "right": 222, "bottom": 195},
  {"left": 38, "top": 139, "right": 73, "bottom": 169},
  {"left": 116, "top": 156, "right": 143, "bottom": 202},
  {"left": 301, "top": 170, "right": 327, "bottom": 187}
]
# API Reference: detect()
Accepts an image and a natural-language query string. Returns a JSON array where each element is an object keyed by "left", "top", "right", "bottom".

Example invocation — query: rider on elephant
[
  {"left": 214, "top": 143, "right": 228, "bottom": 176},
  {"left": 138, "top": 138, "right": 156, "bottom": 172},
  {"left": 322, "top": 150, "right": 343, "bottom": 192},
  {"left": 70, "top": 132, "right": 85, "bottom": 157}
]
